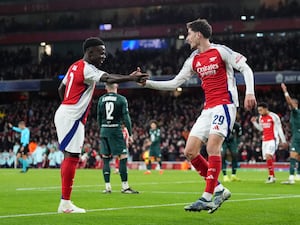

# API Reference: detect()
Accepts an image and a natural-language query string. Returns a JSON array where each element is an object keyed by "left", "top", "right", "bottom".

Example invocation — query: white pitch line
[
  {"left": 16, "top": 181, "right": 198, "bottom": 191},
  {"left": 1, "top": 195, "right": 300, "bottom": 219},
  {"left": 146, "top": 191, "right": 296, "bottom": 197}
]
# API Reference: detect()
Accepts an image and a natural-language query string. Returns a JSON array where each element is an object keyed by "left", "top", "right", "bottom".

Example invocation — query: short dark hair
[
  {"left": 149, "top": 119, "right": 158, "bottom": 126},
  {"left": 257, "top": 102, "right": 268, "bottom": 108},
  {"left": 82, "top": 37, "right": 105, "bottom": 53},
  {"left": 18, "top": 121, "right": 25, "bottom": 126},
  {"left": 186, "top": 18, "right": 212, "bottom": 39}
]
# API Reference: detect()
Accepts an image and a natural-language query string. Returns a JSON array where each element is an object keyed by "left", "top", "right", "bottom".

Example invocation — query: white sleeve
[
  {"left": 219, "top": 45, "right": 255, "bottom": 95},
  {"left": 144, "top": 57, "right": 194, "bottom": 91},
  {"left": 252, "top": 121, "right": 263, "bottom": 131},
  {"left": 83, "top": 62, "right": 106, "bottom": 83},
  {"left": 238, "top": 62, "right": 255, "bottom": 95},
  {"left": 273, "top": 113, "right": 287, "bottom": 143}
]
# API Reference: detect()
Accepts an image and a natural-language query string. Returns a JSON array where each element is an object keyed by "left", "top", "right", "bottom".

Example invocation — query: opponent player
[
  {"left": 222, "top": 121, "right": 242, "bottom": 182},
  {"left": 113, "top": 123, "right": 130, "bottom": 174},
  {"left": 141, "top": 18, "right": 257, "bottom": 213},
  {"left": 144, "top": 120, "right": 163, "bottom": 175},
  {"left": 281, "top": 83, "right": 300, "bottom": 184},
  {"left": 251, "top": 102, "right": 287, "bottom": 183},
  {"left": 97, "top": 83, "right": 138, "bottom": 194},
  {"left": 55, "top": 37, "right": 147, "bottom": 213}
]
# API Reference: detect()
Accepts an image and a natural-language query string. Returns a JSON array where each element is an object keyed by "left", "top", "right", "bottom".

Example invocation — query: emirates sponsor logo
[
  {"left": 262, "top": 123, "right": 272, "bottom": 128},
  {"left": 196, "top": 63, "right": 219, "bottom": 77}
]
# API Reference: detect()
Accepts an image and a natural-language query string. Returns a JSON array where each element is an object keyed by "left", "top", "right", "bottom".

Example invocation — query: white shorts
[
  {"left": 262, "top": 140, "right": 276, "bottom": 160},
  {"left": 189, "top": 104, "right": 236, "bottom": 143},
  {"left": 54, "top": 106, "right": 85, "bottom": 154}
]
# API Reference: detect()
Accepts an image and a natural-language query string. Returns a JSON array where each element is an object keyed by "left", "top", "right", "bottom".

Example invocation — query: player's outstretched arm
[
  {"left": 101, "top": 67, "right": 149, "bottom": 84},
  {"left": 281, "top": 83, "right": 297, "bottom": 109},
  {"left": 142, "top": 57, "right": 194, "bottom": 91}
]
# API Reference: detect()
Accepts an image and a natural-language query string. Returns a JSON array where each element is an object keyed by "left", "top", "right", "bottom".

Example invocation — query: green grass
[{"left": 0, "top": 168, "right": 299, "bottom": 225}]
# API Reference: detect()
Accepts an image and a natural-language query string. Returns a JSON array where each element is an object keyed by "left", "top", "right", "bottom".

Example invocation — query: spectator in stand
[
  {"left": 47, "top": 147, "right": 57, "bottom": 168},
  {"left": 54, "top": 148, "right": 64, "bottom": 168},
  {"left": 0, "top": 150, "right": 8, "bottom": 167},
  {"left": 12, "top": 141, "right": 20, "bottom": 156},
  {"left": 31, "top": 141, "right": 47, "bottom": 168},
  {"left": 7, "top": 149, "right": 16, "bottom": 168}
]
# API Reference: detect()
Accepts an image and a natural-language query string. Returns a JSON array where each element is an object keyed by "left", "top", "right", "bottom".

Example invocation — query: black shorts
[{"left": 18, "top": 145, "right": 29, "bottom": 155}]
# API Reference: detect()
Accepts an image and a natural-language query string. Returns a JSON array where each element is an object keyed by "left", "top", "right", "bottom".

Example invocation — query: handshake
[{"left": 129, "top": 67, "right": 149, "bottom": 86}]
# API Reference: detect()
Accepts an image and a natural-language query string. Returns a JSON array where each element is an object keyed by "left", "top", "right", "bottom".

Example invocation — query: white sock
[
  {"left": 214, "top": 183, "right": 224, "bottom": 193},
  {"left": 202, "top": 192, "right": 213, "bottom": 201},
  {"left": 156, "top": 163, "right": 161, "bottom": 170},
  {"left": 122, "top": 181, "right": 129, "bottom": 190},
  {"left": 105, "top": 183, "right": 111, "bottom": 190},
  {"left": 60, "top": 199, "right": 70, "bottom": 205}
]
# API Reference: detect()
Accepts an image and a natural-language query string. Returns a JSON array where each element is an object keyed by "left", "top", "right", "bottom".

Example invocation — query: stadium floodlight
[
  {"left": 240, "top": 34, "right": 245, "bottom": 38},
  {"left": 279, "top": 32, "right": 286, "bottom": 36},
  {"left": 178, "top": 35, "right": 185, "bottom": 40},
  {"left": 45, "top": 44, "right": 52, "bottom": 56},
  {"left": 256, "top": 33, "right": 264, "bottom": 37},
  {"left": 240, "top": 15, "right": 247, "bottom": 21},
  {"left": 99, "top": 24, "right": 112, "bottom": 31}
]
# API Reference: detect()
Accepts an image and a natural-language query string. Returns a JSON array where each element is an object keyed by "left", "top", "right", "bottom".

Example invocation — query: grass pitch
[{"left": 0, "top": 168, "right": 299, "bottom": 225}]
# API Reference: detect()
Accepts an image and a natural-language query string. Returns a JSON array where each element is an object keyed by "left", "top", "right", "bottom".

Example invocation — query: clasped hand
[{"left": 129, "top": 67, "right": 149, "bottom": 84}]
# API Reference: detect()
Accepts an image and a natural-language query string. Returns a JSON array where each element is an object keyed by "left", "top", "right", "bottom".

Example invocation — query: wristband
[{"left": 284, "top": 92, "right": 289, "bottom": 97}]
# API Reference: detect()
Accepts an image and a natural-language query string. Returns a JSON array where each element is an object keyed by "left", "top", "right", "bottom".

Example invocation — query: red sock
[
  {"left": 115, "top": 157, "right": 119, "bottom": 169},
  {"left": 205, "top": 156, "right": 221, "bottom": 194},
  {"left": 61, "top": 157, "right": 79, "bottom": 200},
  {"left": 267, "top": 158, "right": 275, "bottom": 177},
  {"left": 191, "top": 154, "right": 208, "bottom": 177}
]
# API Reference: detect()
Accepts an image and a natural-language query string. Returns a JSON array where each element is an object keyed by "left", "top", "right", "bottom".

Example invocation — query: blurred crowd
[
  {"left": 0, "top": 0, "right": 299, "bottom": 33},
  {"left": 0, "top": 0, "right": 299, "bottom": 80},
  {"left": 0, "top": 32, "right": 299, "bottom": 81},
  {"left": 0, "top": 86, "right": 298, "bottom": 169}
]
